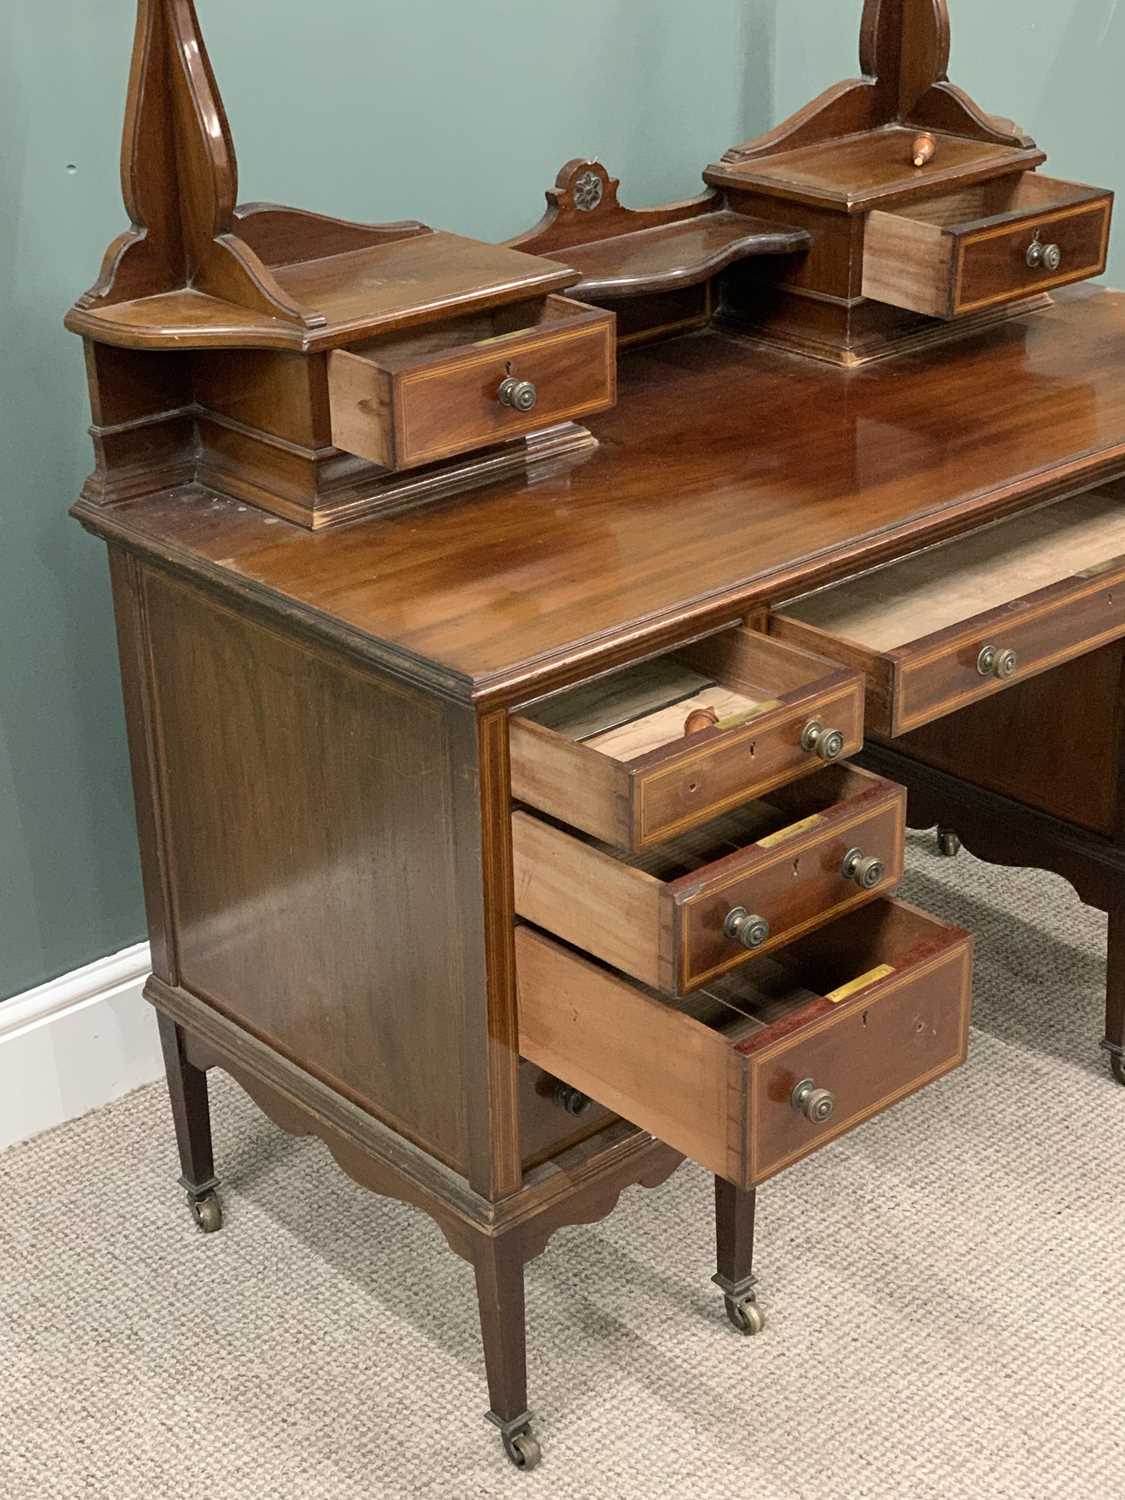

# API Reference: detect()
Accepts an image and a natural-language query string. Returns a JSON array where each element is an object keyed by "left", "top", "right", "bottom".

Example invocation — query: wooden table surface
[{"left": 76, "top": 288, "right": 1125, "bottom": 709}]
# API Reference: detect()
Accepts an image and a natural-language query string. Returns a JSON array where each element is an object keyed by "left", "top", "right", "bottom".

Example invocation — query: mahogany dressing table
[{"left": 68, "top": 0, "right": 1122, "bottom": 1470}]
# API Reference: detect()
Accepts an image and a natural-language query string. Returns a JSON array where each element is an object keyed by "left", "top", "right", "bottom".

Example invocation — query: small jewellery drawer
[
  {"left": 862, "top": 172, "right": 1112, "bottom": 320},
  {"left": 509, "top": 626, "right": 865, "bottom": 851},
  {"left": 516, "top": 899, "right": 972, "bottom": 1190},
  {"left": 328, "top": 294, "right": 616, "bottom": 470},
  {"left": 772, "top": 488, "right": 1125, "bottom": 737},
  {"left": 512, "top": 764, "right": 904, "bottom": 993}
]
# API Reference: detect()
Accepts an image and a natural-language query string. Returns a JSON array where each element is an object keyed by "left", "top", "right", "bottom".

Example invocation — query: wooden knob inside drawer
[
  {"left": 684, "top": 706, "right": 720, "bottom": 736},
  {"left": 911, "top": 132, "right": 936, "bottom": 168}
]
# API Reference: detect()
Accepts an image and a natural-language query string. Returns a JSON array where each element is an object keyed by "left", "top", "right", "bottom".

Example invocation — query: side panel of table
[{"left": 108, "top": 549, "right": 548, "bottom": 1194}]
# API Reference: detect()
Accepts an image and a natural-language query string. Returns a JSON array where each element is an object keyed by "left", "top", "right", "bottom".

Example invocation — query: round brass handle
[
  {"left": 800, "top": 719, "right": 845, "bottom": 762},
  {"left": 791, "top": 1077, "right": 835, "bottom": 1123},
  {"left": 724, "top": 907, "right": 770, "bottom": 950},
  {"left": 976, "top": 644, "right": 1018, "bottom": 679},
  {"left": 497, "top": 376, "right": 538, "bottom": 413},
  {"left": 1026, "top": 238, "right": 1062, "bottom": 273},
  {"left": 841, "top": 846, "right": 885, "bottom": 890}
]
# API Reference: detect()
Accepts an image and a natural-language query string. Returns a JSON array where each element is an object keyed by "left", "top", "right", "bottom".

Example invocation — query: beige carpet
[{"left": 2, "top": 831, "right": 1123, "bottom": 1499}]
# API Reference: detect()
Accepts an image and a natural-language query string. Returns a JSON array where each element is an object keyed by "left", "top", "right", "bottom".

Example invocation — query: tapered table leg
[
  {"left": 158, "top": 1012, "right": 223, "bottom": 1232},
  {"left": 713, "top": 1177, "right": 764, "bottom": 1335},
  {"left": 1103, "top": 898, "right": 1125, "bottom": 1086},
  {"left": 474, "top": 1235, "right": 540, "bottom": 1470}
]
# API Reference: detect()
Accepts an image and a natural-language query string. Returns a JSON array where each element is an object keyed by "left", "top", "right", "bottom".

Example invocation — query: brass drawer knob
[
  {"left": 976, "top": 644, "right": 1018, "bottom": 679},
  {"left": 497, "top": 375, "right": 538, "bottom": 413},
  {"left": 553, "top": 1082, "right": 592, "bottom": 1116},
  {"left": 724, "top": 907, "right": 770, "bottom": 950},
  {"left": 800, "top": 718, "right": 845, "bottom": 761},
  {"left": 791, "top": 1077, "right": 835, "bottom": 1123},
  {"left": 1026, "top": 237, "right": 1062, "bottom": 273},
  {"left": 841, "top": 846, "right": 885, "bottom": 890}
]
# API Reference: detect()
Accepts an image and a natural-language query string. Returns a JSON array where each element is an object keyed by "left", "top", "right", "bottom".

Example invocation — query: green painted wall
[
  {"left": 0, "top": 0, "right": 1119, "bottom": 998},
  {"left": 0, "top": 0, "right": 761, "bottom": 999}
]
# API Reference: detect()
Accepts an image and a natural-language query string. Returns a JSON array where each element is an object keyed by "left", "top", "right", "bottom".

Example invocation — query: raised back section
[
  {"left": 68, "top": 0, "right": 446, "bottom": 351},
  {"left": 508, "top": 160, "right": 719, "bottom": 257},
  {"left": 75, "top": 0, "right": 318, "bottom": 328},
  {"left": 721, "top": 0, "right": 1032, "bottom": 168},
  {"left": 507, "top": 160, "right": 809, "bottom": 346}
]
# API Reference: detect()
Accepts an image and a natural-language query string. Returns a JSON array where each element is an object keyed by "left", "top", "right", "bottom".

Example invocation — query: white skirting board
[{"left": 0, "top": 942, "right": 163, "bottom": 1151}]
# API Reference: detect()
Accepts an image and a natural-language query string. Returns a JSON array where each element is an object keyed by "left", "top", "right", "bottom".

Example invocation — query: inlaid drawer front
[
  {"left": 771, "top": 488, "right": 1125, "bottom": 737},
  {"left": 512, "top": 764, "right": 905, "bottom": 993},
  {"left": 516, "top": 899, "right": 972, "bottom": 1190},
  {"left": 509, "top": 625, "right": 865, "bottom": 851},
  {"left": 328, "top": 294, "right": 616, "bottom": 470},
  {"left": 862, "top": 172, "right": 1112, "bottom": 321}
]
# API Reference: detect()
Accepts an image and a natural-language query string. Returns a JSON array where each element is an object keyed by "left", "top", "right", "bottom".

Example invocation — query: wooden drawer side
[{"left": 516, "top": 927, "right": 738, "bottom": 1180}]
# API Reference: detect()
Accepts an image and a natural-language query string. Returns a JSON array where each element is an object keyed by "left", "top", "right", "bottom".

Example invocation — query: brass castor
[
  {"left": 505, "top": 1431, "right": 542, "bottom": 1471},
  {"left": 488, "top": 1412, "right": 542, "bottom": 1472},
  {"left": 725, "top": 1294, "right": 765, "bottom": 1336},
  {"left": 1110, "top": 1052, "right": 1125, "bottom": 1087},
  {"left": 936, "top": 828, "right": 962, "bottom": 857},
  {"left": 189, "top": 1191, "right": 223, "bottom": 1233}
]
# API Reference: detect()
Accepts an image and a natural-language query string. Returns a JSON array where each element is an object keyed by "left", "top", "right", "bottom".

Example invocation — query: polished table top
[{"left": 77, "top": 288, "right": 1125, "bottom": 708}]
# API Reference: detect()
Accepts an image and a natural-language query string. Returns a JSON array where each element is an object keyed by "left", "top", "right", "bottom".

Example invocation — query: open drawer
[
  {"left": 328, "top": 293, "right": 616, "bottom": 470},
  {"left": 516, "top": 899, "right": 972, "bottom": 1189},
  {"left": 513, "top": 764, "right": 904, "bottom": 993},
  {"left": 862, "top": 171, "right": 1112, "bottom": 319},
  {"left": 771, "top": 488, "right": 1125, "bottom": 737},
  {"left": 509, "top": 626, "right": 865, "bottom": 850}
]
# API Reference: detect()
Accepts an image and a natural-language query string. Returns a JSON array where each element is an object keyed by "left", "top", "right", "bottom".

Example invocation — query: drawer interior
[
  {"left": 883, "top": 171, "right": 1104, "bottom": 234},
  {"left": 704, "top": 898, "right": 957, "bottom": 1039},
  {"left": 511, "top": 625, "right": 864, "bottom": 849},
  {"left": 777, "top": 488, "right": 1125, "bottom": 652},
  {"left": 342, "top": 292, "right": 587, "bottom": 371},
  {"left": 521, "top": 652, "right": 775, "bottom": 764},
  {"left": 519, "top": 763, "right": 886, "bottom": 885},
  {"left": 522, "top": 898, "right": 958, "bottom": 1060}
]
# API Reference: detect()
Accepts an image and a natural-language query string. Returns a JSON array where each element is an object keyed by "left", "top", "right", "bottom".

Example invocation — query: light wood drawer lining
[
  {"left": 771, "top": 488, "right": 1125, "bottom": 736},
  {"left": 510, "top": 625, "right": 865, "bottom": 850}
]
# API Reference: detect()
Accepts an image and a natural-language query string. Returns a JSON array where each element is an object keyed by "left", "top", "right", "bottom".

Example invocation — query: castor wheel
[
  {"left": 488, "top": 1412, "right": 541, "bottom": 1471},
  {"left": 725, "top": 1294, "right": 765, "bottom": 1336},
  {"left": 936, "top": 828, "right": 962, "bottom": 857},
  {"left": 505, "top": 1431, "right": 542, "bottom": 1471},
  {"left": 189, "top": 1191, "right": 223, "bottom": 1233}
]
